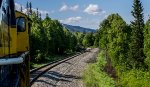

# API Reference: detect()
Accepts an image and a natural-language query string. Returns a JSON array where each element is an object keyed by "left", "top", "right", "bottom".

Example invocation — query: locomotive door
[{"left": 17, "top": 17, "right": 29, "bottom": 53}]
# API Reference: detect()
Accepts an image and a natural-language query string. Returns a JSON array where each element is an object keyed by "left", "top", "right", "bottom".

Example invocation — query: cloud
[
  {"left": 59, "top": 4, "right": 68, "bottom": 12},
  {"left": 15, "top": 3, "right": 49, "bottom": 15},
  {"left": 60, "top": 16, "right": 82, "bottom": 23},
  {"left": 15, "top": 3, "right": 24, "bottom": 11},
  {"left": 29, "top": 8, "right": 49, "bottom": 15},
  {"left": 84, "top": 4, "right": 106, "bottom": 15},
  {"left": 59, "top": 4, "right": 79, "bottom": 12},
  {"left": 104, "top": 14, "right": 109, "bottom": 18},
  {"left": 70, "top": 5, "right": 79, "bottom": 11}
]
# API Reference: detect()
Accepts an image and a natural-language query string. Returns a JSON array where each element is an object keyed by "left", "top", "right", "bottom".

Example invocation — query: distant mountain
[{"left": 62, "top": 24, "right": 96, "bottom": 33}]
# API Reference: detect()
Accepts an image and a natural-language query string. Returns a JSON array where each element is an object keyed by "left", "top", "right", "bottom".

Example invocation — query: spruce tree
[
  {"left": 130, "top": 0, "right": 145, "bottom": 67},
  {"left": 29, "top": 2, "right": 32, "bottom": 15},
  {"left": 26, "top": 2, "right": 29, "bottom": 15},
  {"left": 144, "top": 17, "right": 150, "bottom": 69},
  {"left": 36, "top": 8, "right": 39, "bottom": 18},
  {"left": 20, "top": 5, "right": 23, "bottom": 12},
  {"left": 39, "top": 13, "right": 42, "bottom": 20}
]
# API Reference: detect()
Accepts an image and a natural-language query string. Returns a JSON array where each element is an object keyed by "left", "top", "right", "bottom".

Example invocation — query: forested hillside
[{"left": 62, "top": 24, "right": 96, "bottom": 33}]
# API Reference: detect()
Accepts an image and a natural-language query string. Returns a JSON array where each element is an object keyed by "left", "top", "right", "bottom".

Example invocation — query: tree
[
  {"left": 26, "top": 2, "right": 29, "bottom": 15},
  {"left": 30, "top": 12, "right": 48, "bottom": 62},
  {"left": 98, "top": 19, "right": 110, "bottom": 50},
  {"left": 36, "top": 8, "right": 39, "bottom": 18},
  {"left": 70, "top": 34, "right": 78, "bottom": 51},
  {"left": 108, "top": 14, "right": 130, "bottom": 67},
  {"left": 97, "top": 14, "right": 131, "bottom": 70},
  {"left": 42, "top": 14, "right": 55, "bottom": 54},
  {"left": 20, "top": 5, "right": 23, "bottom": 12},
  {"left": 82, "top": 33, "right": 94, "bottom": 47},
  {"left": 144, "top": 17, "right": 150, "bottom": 69},
  {"left": 53, "top": 20, "right": 65, "bottom": 54},
  {"left": 64, "top": 29, "right": 71, "bottom": 50},
  {"left": 43, "top": 15, "right": 67, "bottom": 54},
  {"left": 29, "top": 2, "right": 32, "bottom": 15},
  {"left": 94, "top": 31, "right": 100, "bottom": 47},
  {"left": 129, "top": 0, "right": 145, "bottom": 67}
]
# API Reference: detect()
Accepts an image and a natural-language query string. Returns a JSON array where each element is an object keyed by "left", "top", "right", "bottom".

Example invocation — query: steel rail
[{"left": 30, "top": 51, "right": 85, "bottom": 86}]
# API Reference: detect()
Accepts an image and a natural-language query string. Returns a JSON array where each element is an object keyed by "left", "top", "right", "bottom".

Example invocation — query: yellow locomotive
[{"left": 0, "top": 0, "right": 30, "bottom": 87}]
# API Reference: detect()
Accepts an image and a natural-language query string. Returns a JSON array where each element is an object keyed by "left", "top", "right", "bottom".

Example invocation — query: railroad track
[{"left": 30, "top": 51, "right": 85, "bottom": 86}]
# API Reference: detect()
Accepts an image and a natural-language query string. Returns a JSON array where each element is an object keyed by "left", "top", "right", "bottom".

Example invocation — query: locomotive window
[
  {"left": 16, "top": 18, "right": 26, "bottom": 32},
  {"left": 0, "top": 0, "right": 2, "bottom": 7},
  {"left": 1, "top": 0, "right": 9, "bottom": 25}
]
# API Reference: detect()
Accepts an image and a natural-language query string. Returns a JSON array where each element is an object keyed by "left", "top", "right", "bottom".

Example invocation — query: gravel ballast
[{"left": 31, "top": 48, "right": 99, "bottom": 87}]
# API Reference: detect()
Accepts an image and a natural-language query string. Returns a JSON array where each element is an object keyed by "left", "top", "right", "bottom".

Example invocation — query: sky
[{"left": 15, "top": 0, "right": 150, "bottom": 29}]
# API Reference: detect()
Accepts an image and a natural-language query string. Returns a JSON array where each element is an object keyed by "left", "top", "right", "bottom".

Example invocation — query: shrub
[
  {"left": 34, "top": 50, "right": 46, "bottom": 63},
  {"left": 119, "top": 69, "right": 150, "bottom": 87},
  {"left": 83, "top": 51, "right": 115, "bottom": 87}
]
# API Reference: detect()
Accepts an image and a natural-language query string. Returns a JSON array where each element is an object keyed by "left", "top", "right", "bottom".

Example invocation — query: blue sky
[{"left": 15, "top": 0, "right": 150, "bottom": 29}]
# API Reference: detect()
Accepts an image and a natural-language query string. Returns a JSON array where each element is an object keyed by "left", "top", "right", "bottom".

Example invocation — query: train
[{"left": 0, "top": 0, "right": 31, "bottom": 87}]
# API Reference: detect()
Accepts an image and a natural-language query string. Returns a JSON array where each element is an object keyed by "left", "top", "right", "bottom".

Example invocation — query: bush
[
  {"left": 83, "top": 51, "right": 115, "bottom": 87},
  {"left": 119, "top": 69, "right": 150, "bottom": 87},
  {"left": 34, "top": 50, "right": 46, "bottom": 63}
]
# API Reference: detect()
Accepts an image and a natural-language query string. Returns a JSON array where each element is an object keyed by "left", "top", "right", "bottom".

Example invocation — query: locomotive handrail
[{"left": 0, "top": 51, "right": 29, "bottom": 65}]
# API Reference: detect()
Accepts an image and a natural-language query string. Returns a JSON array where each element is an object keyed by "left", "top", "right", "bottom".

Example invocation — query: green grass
[{"left": 83, "top": 51, "right": 115, "bottom": 87}]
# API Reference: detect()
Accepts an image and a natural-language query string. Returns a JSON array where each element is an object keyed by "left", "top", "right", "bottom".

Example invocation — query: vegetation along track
[{"left": 30, "top": 51, "right": 85, "bottom": 86}]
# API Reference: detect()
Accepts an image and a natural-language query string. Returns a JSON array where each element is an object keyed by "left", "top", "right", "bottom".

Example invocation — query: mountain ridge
[{"left": 62, "top": 24, "right": 96, "bottom": 33}]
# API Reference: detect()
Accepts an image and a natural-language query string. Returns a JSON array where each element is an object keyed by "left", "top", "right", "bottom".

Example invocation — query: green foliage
[
  {"left": 94, "top": 31, "right": 100, "bottom": 47},
  {"left": 98, "top": 18, "right": 110, "bottom": 49},
  {"left": 129, "top": 0, "right": 145, "bottom": 68},
  {"left": 96, "top": 51, "right": 107, "bottom": 69},
  {"left": 73, "top": 32, "right": 86, "bottom": 51},
  {"left": 34, "top": 50, "right": 46, "bottom": 62},
  {"left": 96, "top": 12, "right": 146, "bottom": 86},
  {"left": 74, "top": 32, "right": 85, "bottom": 46},
  {"left": 64, "top": 29, "right": 72, "bottom": 50},
  {"left": 97, "top": 14, "right": 130, "bottom": 68},
  {"left": 30, "top": 12, "right": 48, "bottom": 62},
  {"left": 91, "top": 0, "right": 150, "bottom": 87},
  {"left": 29, "top": 12, "right": 78, "bottom": 62},
  {"left": 83, "top": 51, "right": 115, "bottom": 87},
  {"left": 144, "top": 17, "right": 150, "bottom": 69},
  {"left": 108, "top": 14, "right": 130, "bottom": 67},
  {"left": 119, "top": 69, "right": 150, "bottom": 87},
  {"left": 82, "top": 33, "right": 95, "bottom": 47}
]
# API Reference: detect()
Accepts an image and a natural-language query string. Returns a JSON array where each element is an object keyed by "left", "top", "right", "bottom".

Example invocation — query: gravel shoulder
[{"left": 31, "top": 48, "right": 99, "bottom": 87}]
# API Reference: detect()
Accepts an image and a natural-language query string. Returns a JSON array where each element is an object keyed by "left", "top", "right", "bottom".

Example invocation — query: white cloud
[
  {"left": 104, "top": 14, "right": 109, "bottom": 18},
  {"left": 30, "top": 8, "right": 49, "bottom": 15},
  {"left": 84, "top": 4, "right": 106, "bottom": 15},
  {"left": 60, "top": 16, "right": 82, "bottom": 23},
  {"left": 67, "top": 16, "right": 82, "bottom": 23},
  {"left": 59, "top": 4, "right": 68, "bottom": 12},
  {"left": 15, "top": 3, "right": 25, "bottom": 11},
  {"left": 15, "top": 3, "right": 49, "bottom": 15},
  {"left": 59, "top": 4, "right": 79, "bottom": 12},
  {"left": 70, "top": 5, "right": 79, "bottom": 11}
]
